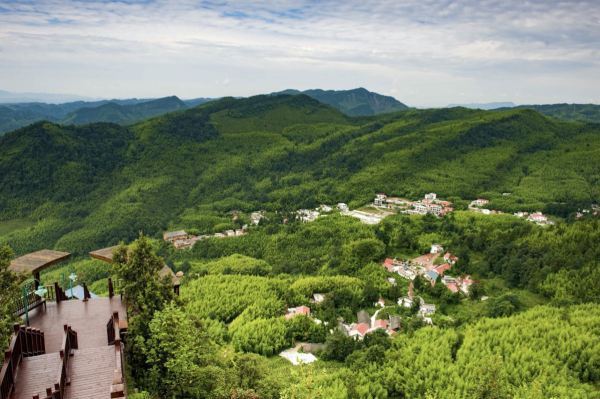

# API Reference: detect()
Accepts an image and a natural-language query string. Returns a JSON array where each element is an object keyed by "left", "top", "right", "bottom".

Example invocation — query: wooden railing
[
  {"left": 37, "top": 325, "right": 78, "bottom": 399},
  {"left": 13, "top": 290, "right": 45, "bottom": 317},
  {"left": 108, "top": 278, "right": 124, "bottom": 299},
  {"left": 0, "top": 324, "right": 45, "bottom": 399},
  {"left": 108, "top": 312, "right": 126, "bottom": 398}
]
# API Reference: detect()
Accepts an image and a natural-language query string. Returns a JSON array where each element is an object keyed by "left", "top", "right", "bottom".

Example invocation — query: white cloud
[{"left": 0, "top": 0, "right": 598, "bottom": 106}]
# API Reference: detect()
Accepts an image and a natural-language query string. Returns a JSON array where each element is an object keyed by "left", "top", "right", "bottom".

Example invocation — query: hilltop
[
  {"left": 273, "top": 87, "right": 409, "bottom": 116},
  {"left": 512, "top": 103, "right": 600, "bottom": 124},
  {"left": 0, "top": 94, "right": 598, "bottom": 254}
]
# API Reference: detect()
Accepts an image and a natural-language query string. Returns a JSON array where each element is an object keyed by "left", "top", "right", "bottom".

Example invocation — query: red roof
[
  {"left": 446, "top": 282, "right": 459, "bottom": 293},
  {"left": 412, "top": 253, "right": 438, "bottom": 269},
  {"left": 434, "top": 263, "right": 451, "bottom": 275},
  {"left": 443, "top": 252, "right": 458, "bottom": 262},
  {"left": 356, "top": 323, "right": 370, "bottom": 336},
  {"left": 285, "top": 306, "right": 311, "bottom": 319},
  {"left": 373, "top": 319, "right": 388, "bottom": 329},
  {"left": 383, "top": 258, "right": 394, "bottom": 271}
]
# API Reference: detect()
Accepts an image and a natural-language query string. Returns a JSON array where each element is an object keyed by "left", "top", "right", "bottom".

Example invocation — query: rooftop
[
  {"left": 9, "top": 249, "right": 71, "bottom": 275},
  {"left": 90, "top": 245, "right": 180, "bottom": 287}
]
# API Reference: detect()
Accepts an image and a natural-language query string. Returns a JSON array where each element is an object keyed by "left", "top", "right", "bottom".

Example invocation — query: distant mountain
[
  {"left": 511, "top": 103, "right": 600, "bottom": 124},
  {"left": 184, "top": 98, "right": 213, "bottom": 107},
  {"left": 0, "top": 89, "right": 96, "bottom": 104},
  {"left": 0, "top": 96, "right": 211, "bottom": 134},
  {"left": 448, "top": 102, "right": 516, "bottom": 110},
  {"left": 61, "top": 96, "right": 187, "bottom": 125},
  {"left": 272, "top": 87, "right": 409, "bottom": 116}
]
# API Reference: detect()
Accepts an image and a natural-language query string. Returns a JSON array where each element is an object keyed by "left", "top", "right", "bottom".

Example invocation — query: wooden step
[
  {"left": 63, "top": 347, "right": 116, "bottom": 399},
  {"left": 11, "top": 354, "right": 61, "bottom": 399}
]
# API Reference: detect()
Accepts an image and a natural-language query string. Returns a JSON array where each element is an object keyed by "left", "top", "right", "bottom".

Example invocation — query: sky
[{"left": 0, "top": 0, "right": 598, "bottom": 107}]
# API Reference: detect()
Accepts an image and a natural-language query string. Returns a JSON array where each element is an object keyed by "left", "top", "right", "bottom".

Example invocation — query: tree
[
  {"left": 112, "top": 234, "right": 175, "bottom": 385},
  {"left": 113, "top": 234, "right": 173, "bottom": 316},
  {"left": 321, "top": 330, "right": 358, "bottom": 361},
  {"left": 143, "top": 303, "right": 225, "bottom": 398},
  {"left": 0, "top": 245, "right": 19, "bottom": 348},
  {"left": 486, "top": 293, "right": 522, "bottom": 318}
]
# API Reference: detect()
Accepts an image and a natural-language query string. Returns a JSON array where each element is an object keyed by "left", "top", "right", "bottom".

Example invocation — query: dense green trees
[
  {"left": 1, "top": 95, "right": 599, "bottom": 256},
  {"left": 113, "top": 234, "right": 175, "bottom": 387},
  {"left": 0, "top": 245, "right": 19, "bottom": 348}
]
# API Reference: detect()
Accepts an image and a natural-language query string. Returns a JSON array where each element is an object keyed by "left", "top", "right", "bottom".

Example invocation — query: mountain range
[
  {"left": 0, "top": 93, "right": 597, "bottom": 255},
  {"left": 0, "top": 88, "right": 406, "bottom": 134},
  {"left": 272, "top": 88, "right": 409, "bottom": 116}
]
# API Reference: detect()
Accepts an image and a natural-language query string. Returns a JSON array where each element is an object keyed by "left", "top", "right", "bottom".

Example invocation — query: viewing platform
[
  {"left": 2, "top": 249, "right": 128, "bottom": 399},
  {"left": 2, "top": 297, "right": 127, "bottom": 399}
]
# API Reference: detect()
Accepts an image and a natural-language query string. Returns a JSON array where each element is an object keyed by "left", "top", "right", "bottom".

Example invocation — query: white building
[
  {"left": 337, "top": 203, "right": 349, "bottom": 212},
  {"left": 374, "top": 194, "right": 387, "bottom": 207},
  {"left": 424, "top": 193, "right": 437, "bottom": 201},
  {"left": 430, "top": 244, "right": 444, "bottom": 254}
]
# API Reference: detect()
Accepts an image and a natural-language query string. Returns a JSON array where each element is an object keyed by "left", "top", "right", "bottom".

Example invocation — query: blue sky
[{"left": 0, "top": 0, "right": 598, "bottom": 106}]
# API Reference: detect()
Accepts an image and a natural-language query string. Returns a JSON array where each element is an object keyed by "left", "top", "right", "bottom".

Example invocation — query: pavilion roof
[
  {"left": 89, "top": 245, "right": 180, "bottom": 287},
  {"left": 9, "top": 249, "right": 71, "bottom": 275}
]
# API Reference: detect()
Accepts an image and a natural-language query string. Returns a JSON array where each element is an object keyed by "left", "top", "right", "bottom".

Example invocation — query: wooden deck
[
  {"left": 11, "top": 354, "right": 61, "bottom": 399},
  {"left": 10, "top": 297, "right": 127, "bottom": 399},
  {"left": 64, "top": 347, "right": 116, "bottom": 399},
  {"left": 26, "top": 298, "right": 126, "bottom": 353}
]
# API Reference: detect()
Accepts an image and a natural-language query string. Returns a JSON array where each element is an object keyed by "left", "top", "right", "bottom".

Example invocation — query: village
[
  {"left": 163, "top": 192, "right": 557, "bottom": 252},
  {"left": 276, "top": 241, "right": 477, "bottom": 365}
]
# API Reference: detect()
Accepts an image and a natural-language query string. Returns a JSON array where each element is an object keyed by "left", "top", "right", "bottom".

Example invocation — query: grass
[{"left": 0, "top": 218, "right": 35, "bottom": 236}]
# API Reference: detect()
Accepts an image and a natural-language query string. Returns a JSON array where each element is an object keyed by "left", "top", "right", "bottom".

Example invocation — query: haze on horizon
[{"left": 0, "top": 0, "right": 598, "bottom": 107}]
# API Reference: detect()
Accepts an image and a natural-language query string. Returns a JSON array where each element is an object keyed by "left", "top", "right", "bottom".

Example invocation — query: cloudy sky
[{"left": 0, "top": 0, "right": 598, "bottom": 107}]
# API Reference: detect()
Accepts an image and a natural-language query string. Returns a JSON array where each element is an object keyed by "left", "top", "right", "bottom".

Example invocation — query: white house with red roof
[{"left": 443, "top": 252, "right": 458, "bottom": 264}]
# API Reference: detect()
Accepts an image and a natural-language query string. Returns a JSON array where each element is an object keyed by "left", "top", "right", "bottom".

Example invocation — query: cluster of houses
[
  {"left": 576, "top": 205, "right": 600, "bottom": 219},
  {"left": 383, "top": 244, "right": 474, "bottom": 295},
  {"left": 163, "top": 226, "right": 248, "bottom": 250},
  {"left": 513, "top": 211, "right": 554, "bottom": 226},
  {"left": 374, "top": 193, "right": 454, "bottom": 217},
  {"left": 468, "top": 198, "right": 502, "bottom": 215},
  {"left": 296, "top": 203, "right": 350, "bottom": 223},
  {"left": 340, "top": 309, "right": 401, "bottom": 339},
  {"left": 397, "top": 282, "right": 437, "bottom": 324}
]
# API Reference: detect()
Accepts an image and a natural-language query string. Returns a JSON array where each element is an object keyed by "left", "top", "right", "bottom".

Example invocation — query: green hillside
[
  {"left": 513, "top": 103, "right": 600, "bottom": 124},
  {"left": 60, "top": 95, "right": 188, "bottom": 125},
  {"left": 274, "top": 87, "right": 409, "bottom": 116},
  {"left": 0, "top": 94, "right": 598, "bottom": 254}
]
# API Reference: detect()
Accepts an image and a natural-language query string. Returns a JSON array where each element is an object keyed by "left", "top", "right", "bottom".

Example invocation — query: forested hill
[
  {"left": 511, "top": 103, "right": 600, "bottom": 124},
  {"left": 0, "top": 96, "right": 209, "bottom": 134},
  {"left": 0, "top": 94, "right": 599, "bottom": 254},
  {"left": 273, "top": 87, "right": 409, "bottom": 116},
  {"left": 60, "top": 95, "right": 187, "bottom": 125}
]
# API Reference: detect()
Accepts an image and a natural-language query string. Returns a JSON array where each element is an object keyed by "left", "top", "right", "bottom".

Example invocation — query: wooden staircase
[{"left": 2, "top": 292, "right": 128, "bottom": 399}]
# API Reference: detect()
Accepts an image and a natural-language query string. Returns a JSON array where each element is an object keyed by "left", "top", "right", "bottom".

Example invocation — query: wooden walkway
[
  {"left": 26, "top": 298, "right": 126, "bottom": 353},
  {"left": 11, "top": 354, "right": 61, "bottom": 399},
  {"left": 9, "top": 297, "right": 127, "bottom": 399},
  {"left": 64, "top": 347, "right": 116, "bottom": 399}
]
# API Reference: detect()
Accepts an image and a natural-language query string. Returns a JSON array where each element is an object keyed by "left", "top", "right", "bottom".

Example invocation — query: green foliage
[
  {"left": 380, "top": 304, "right": 600, "bottom": 398},
  {"left": 182, "top": 274, "right": 285, "bottom": 323},
  {"left": 113, "top": 234, "right": 175, "bottom": 385},
  {"left": 190, "top": 254, "right": 272, "bottom": 276},
  {"left": 485, "top": 293, "right": 522, "bottom": 317},
  {"left": 514, "top": 103, "right": 600, "bottom": 124},
  {"left": 231, "top": 317, "right": 290, "bottom": 356},
  {"left": 0, "top": 245, "right": 19, "bottom": 348}
]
